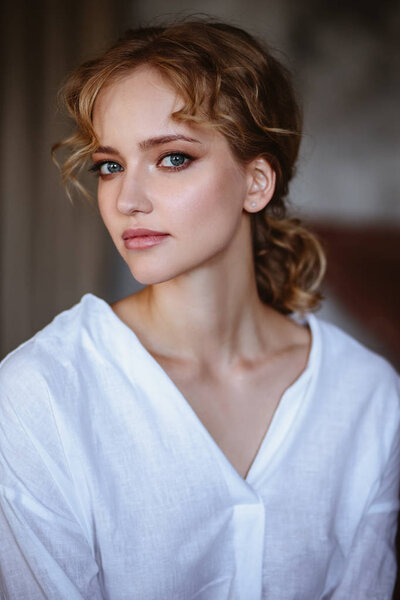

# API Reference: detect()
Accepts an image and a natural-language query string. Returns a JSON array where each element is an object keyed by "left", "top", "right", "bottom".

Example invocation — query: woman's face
[{"left": 92, "top": 66, "right": 253, "bottom": 285}]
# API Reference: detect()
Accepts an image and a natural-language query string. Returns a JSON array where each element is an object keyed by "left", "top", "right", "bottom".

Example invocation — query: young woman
[{"left": 0, "top": 20, "right": 399, "bottom": 600}]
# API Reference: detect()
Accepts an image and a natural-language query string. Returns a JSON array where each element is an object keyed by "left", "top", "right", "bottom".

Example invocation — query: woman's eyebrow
[
  {"left": 138, "top": 134, "right": 201, "bottom": 150},
  {"left": 92, "top": 135, "right": 202, "bottom": 156},
  {"left": 92, "top": 145, "right": 120, "bottom": 155}
]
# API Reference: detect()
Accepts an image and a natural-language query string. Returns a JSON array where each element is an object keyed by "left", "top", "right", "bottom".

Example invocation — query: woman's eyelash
[
  {"left": 88, "top": 161, "right": 121, "bottom": 176},
  {"left": 157, "top": 152, "right": 194, "bottom": 170},
  {"left": 89, "top": 161, "right": 105, "bottom": 173}
]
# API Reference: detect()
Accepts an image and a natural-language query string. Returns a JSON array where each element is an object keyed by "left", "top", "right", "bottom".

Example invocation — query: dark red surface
[{"left": 312, "top": 224, "right": 400, "bottom": 369}]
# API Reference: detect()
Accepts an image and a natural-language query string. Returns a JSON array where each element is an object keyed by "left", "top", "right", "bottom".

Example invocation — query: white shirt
[{"left": 0, "top": 294, "right": 399, "bottom": 600}]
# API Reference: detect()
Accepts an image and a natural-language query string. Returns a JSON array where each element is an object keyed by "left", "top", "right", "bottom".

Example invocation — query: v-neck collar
[{"left": 85, "top": 293, "right": 321, "bottom": 492}]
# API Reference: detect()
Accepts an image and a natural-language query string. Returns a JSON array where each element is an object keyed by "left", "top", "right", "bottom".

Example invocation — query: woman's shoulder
[
  {"left": 305, "top": 315, "right": 400, "bottom": 474},
  {"left": 0, "top": 294, "right": 107, "bottom": 395},
  {"left": 313, "top": 314, "right": 398, "bottom": 376},
  {"left": 309, "top": 313, "right": 400, "bottom": 412}
]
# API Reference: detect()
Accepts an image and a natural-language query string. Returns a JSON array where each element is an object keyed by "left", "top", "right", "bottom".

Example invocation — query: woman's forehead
[
  {"left": 92, "top": 67, "right": 219, "bottom": 149},
  {"left": 96, "top": 67, "right": 181, "bottom": 116},
  {"left": 93, "top": 69, "right": 180, "bottom": 132}
]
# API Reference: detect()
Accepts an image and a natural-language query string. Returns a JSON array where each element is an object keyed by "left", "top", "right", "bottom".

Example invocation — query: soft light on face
[{"left": 91, "top": 66, "right": 252, "bottom": 285}]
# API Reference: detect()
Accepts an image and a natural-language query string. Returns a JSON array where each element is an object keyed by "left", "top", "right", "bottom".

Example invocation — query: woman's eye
[
  {"left": 89, "top": 161, "right": 123, "bottom": 176},
  {"left": 99, "top": 161, "right": 123, "bottom": 175},
  {"left": 159, "top": 153, "right": 191, "bottom": 169}
]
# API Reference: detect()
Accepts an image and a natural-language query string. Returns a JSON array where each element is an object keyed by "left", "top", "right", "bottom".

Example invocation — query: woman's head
[
  {"left": 55, "top": 19, "right": 325, "bottom": 313},
  {"left": 92, "top": 65, "right": 277, "bottom": 286}
]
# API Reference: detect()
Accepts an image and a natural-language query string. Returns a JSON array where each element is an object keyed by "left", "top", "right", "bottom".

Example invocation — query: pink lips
[{"left": 122, "top": 228, "right": 170, "bottom": 250}]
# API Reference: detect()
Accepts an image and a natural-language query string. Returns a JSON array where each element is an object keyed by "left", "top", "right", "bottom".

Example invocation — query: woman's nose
[{"left": 116, "top": 173, "right": 153, "bottom": 215}]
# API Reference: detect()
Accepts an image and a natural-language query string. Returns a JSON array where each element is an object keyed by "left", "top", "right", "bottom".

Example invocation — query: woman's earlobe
[{"left": 244, "top": 158, "right": 276, "bottom": 213}]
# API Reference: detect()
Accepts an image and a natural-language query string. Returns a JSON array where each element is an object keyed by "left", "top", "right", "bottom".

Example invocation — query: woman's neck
[{"left": 112, "top": 263, "right": 307, "bottom": 374}]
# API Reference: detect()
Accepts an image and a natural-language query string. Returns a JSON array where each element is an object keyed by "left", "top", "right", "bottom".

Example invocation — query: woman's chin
[{"left": 127, "top": 267, "right": 179, "bottom": 287}]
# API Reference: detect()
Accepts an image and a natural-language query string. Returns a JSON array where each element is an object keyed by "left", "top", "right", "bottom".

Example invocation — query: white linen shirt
[{"left": 0, "top": 294, "right": 399, "bottom": 600}]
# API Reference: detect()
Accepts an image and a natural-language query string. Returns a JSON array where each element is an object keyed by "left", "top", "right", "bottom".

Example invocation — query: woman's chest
[
  {"left": 152, "top": 355, "right": 302, "bottom": 479},
  {"left": 169, "top": 376, "right": 278, "bottom": 478}
]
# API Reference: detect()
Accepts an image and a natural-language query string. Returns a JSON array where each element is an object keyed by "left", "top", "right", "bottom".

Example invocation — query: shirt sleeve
[
  {"left": 0, "top": 378, "right": 104, "bottom": 599},
  {"left": 327, "top": 420, "right": 400, "bottom": 600}
]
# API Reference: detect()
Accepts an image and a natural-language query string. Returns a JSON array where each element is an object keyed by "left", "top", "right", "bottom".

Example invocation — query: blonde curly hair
[{"left": 53, "top": 19, "right": 326, "bottom": 315}]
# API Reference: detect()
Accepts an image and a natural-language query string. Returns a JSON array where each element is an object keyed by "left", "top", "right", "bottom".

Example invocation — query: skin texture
[{"left": 92, "top": 67, "right": 311, "bottom": 478}]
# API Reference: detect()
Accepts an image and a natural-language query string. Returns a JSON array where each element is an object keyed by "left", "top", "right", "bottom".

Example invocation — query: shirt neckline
[{"left": 84, "top": 293, "right": 321, "bottom": 489}]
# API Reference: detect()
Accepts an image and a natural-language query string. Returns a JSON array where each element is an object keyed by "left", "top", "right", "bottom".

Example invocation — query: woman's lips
[{"left": 122, "top": 228, "right": 170, "bottom": 250}]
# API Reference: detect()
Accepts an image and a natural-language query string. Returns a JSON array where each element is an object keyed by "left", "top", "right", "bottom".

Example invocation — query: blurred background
[{"left": 1, "top": 0, "right": 399, "bottom": 372}]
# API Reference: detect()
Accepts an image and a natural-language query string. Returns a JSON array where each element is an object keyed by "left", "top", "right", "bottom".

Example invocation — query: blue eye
[
  {"left": 159, "top": 153, "right": 190, "bottom": 169},
  {"left": 89, "top": 161, "right": 123, "bottom": 176},
  {"left": 99, "top": 161, "right": 123, "bottom": 175}
]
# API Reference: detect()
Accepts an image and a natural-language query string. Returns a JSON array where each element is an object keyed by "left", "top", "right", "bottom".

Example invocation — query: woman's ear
[{"left": 243, "top": 157, "right": 276, "bottom": 213}]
